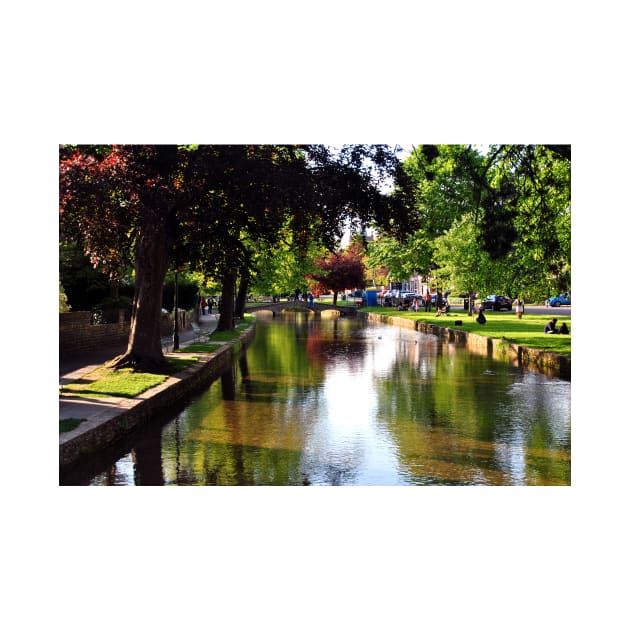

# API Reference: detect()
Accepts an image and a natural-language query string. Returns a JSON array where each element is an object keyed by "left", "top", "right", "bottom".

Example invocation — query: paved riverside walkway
[{"left": 59, "top": 313, "right": 219, "bottom": 421}]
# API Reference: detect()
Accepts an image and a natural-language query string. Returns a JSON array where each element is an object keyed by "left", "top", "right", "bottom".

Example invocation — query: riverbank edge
[
  {"left": 359, "top": 311, "right": 571, "bottom": 381},
  {"left": 59, "top": 322, "right": 257, "bottom": 470}
]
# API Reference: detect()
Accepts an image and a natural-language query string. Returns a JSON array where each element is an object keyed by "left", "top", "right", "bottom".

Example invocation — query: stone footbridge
[{"left": 245, "top": 301, "right": 358, "bottom": 317}]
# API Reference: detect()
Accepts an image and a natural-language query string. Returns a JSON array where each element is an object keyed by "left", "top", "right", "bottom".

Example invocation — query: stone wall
[
  {"left": 361, "top": 312, "right": 570, "bottom": 380},
  {"left": 59, "top": 311, "right": 176, "bottom": 355}
]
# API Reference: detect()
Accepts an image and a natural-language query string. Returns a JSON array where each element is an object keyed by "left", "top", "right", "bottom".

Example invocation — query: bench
[{"left": 190, "top": 322, "right": 211, "bottom": 343}]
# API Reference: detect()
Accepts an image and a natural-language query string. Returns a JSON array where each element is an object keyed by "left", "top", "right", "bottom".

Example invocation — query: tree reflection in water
[{"left": 64, "top": 313, "right": 570, "bottom": 486}]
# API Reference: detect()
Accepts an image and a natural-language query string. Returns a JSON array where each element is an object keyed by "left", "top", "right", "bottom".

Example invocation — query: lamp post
[{"left": 172, "top": 270, "right": 180, "bottom": 350}]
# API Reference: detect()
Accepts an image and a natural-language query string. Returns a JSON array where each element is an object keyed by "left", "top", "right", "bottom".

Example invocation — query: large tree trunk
[
  {"left": 217, "top": 267, "right": 237, "bottom": 331},
  {"left": 234, "top": 270, "right": 249, "bottom": 319},
  {"left": 110, "top": 211, "right": 172, "bottom": 373}
]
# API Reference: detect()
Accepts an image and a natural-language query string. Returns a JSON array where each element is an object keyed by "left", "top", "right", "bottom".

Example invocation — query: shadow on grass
[
  {"left": 60, "top": 418, "right": 87, "bottom": 433},
  {"left": 60, "top": 357, "right": 200, "bottom": 399}
]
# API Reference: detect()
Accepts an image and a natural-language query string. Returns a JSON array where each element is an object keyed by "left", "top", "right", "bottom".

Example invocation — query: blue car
[{"left": 546, "top": 292, "right": 571, "bottom": 307}]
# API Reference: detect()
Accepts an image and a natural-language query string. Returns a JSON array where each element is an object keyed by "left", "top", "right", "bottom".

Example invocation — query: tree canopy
[
  {"left": 60, "top": 144, "right": 402, "bottom": 372},
  {"left": 60, "top": 142, "right": 570, "bottom": 372},
  {"left": 371, "top": 144, "right": 570, "bottom": 302}
]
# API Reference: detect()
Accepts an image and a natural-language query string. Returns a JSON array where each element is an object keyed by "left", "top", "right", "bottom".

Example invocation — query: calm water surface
[{"left": 62, "top": 313, "right": 571, "bottom": 486}]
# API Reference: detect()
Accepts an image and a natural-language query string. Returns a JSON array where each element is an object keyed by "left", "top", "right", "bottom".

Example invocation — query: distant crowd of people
[
  {"left": 292, "top": 288, "right": 315, "bottom": 306},
  {"left": 198, "top": 294, "right": 220, "bottom": 316}
]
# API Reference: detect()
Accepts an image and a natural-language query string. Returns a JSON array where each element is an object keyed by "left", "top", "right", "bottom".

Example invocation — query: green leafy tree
[
  {"left": 59, "top": 241, "right": 118, "bottom": 311},
  {"left": 433, "top": 215, "right": 484, "bottom": 303},
  {"left": 386, "top": 144, "right": 570, "bottom": 301},
  {"left": 372, "top": 145, "right": 488, "bottom": 296},
  {"left": 366, "top": 235, "right": 414, "bottom": 286},
  {"left": 249, "top": 225, "right": 327, "bottom": 298},
  {"left": 59, "top": 280, "right": 71, "bottom": 313}
]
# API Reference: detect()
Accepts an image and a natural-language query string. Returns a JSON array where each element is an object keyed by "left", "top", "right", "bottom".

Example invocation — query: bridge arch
[{"left": 245, "top": 301, "right": 357, "bottom": 317}]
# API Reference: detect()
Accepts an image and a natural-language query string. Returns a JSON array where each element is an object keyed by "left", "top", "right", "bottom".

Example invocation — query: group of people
[
  {"left": 545, "top": 318, "right": 569, "bottom": 335},
  {"left": 293, "top": 288, "right": 315, "bottom": 306},
  {"left": 199, "top": 295, "right": 217, "bottom": 316}
]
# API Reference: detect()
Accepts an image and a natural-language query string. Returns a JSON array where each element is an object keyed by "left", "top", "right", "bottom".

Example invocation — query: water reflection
[{"left": 65, "top": 314, "right": 570, "bottom": 486}]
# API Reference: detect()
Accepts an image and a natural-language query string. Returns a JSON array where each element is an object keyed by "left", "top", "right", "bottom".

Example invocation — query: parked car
[
  {"left": 381, "top": 290, "right": 396, "bottom": 306},
  {"left": 481, "top": 294, "right": 513, "bottom": 311},
  {"left": 546, "top": 292, "right": 571, "bottom": 307}
]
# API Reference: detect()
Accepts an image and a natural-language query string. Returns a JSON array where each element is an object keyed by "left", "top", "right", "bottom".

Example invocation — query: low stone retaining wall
[
  {"left": 60, "top": 311, "right": 175, "bottom": 355},
  {"left": 361, "top": 312, "right": 570, "bottom": 381},
  {"left": 59, "top": 323, "right": 256, "bottom": 469}
]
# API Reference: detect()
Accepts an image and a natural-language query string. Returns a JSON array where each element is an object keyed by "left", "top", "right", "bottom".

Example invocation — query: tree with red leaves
[
  {"left": 308, "top": 242, "right": 367, "bottom": 305},
  {"left": 60, "top": 145, "right": 192, "bottom": 372}
]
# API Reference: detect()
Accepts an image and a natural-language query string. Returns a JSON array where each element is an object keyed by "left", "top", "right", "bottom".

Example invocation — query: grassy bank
[
  {"left": 361, "top": 307, "right": 571, "bottom": 357},
  {"left": 61, "top": 316, "right": 255, "bottom": 400},
  {"left": 60, "top": 356, "right": 199, "bottom": 399},
  {"left": 60, "top": 418, "right": 86, "bottom": 433}
]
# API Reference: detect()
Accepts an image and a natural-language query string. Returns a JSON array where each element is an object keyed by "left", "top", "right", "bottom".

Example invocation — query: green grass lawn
[
  {"left": 207, "top": 314, "right": 253, "bottom": 342},
  {"left": 208, "top": 329, "right": 241, "bottom": 342},
  {"left": 362, "top": 307, "right": 571, "bottom": 356},
  {"left": 60, "top": 418, "right": 87, "bottom": 433},
  {"left": 60, "top": 357, "right": 199, "bottom": 399},
  {"left": 318, "top": 297, "right": 359, "bottom": 307}
]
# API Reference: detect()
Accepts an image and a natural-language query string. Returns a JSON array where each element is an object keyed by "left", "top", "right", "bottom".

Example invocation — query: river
[{"left": 60, "top": 312, "right": 571, "bottom": 485}]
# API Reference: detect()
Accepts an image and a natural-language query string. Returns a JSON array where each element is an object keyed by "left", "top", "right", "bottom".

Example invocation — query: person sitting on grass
[
  {"left": 476, "top": 307, "right": 486, "bottom": 325},
  {"left": 544, "top": 318, "right": 558, "bottom": 334},
  {"left": 558, "top": 321, "right": 569, "bottom": 334},
  {"left": 435, "top": 301, "right": 450, "bottom": 317}
]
